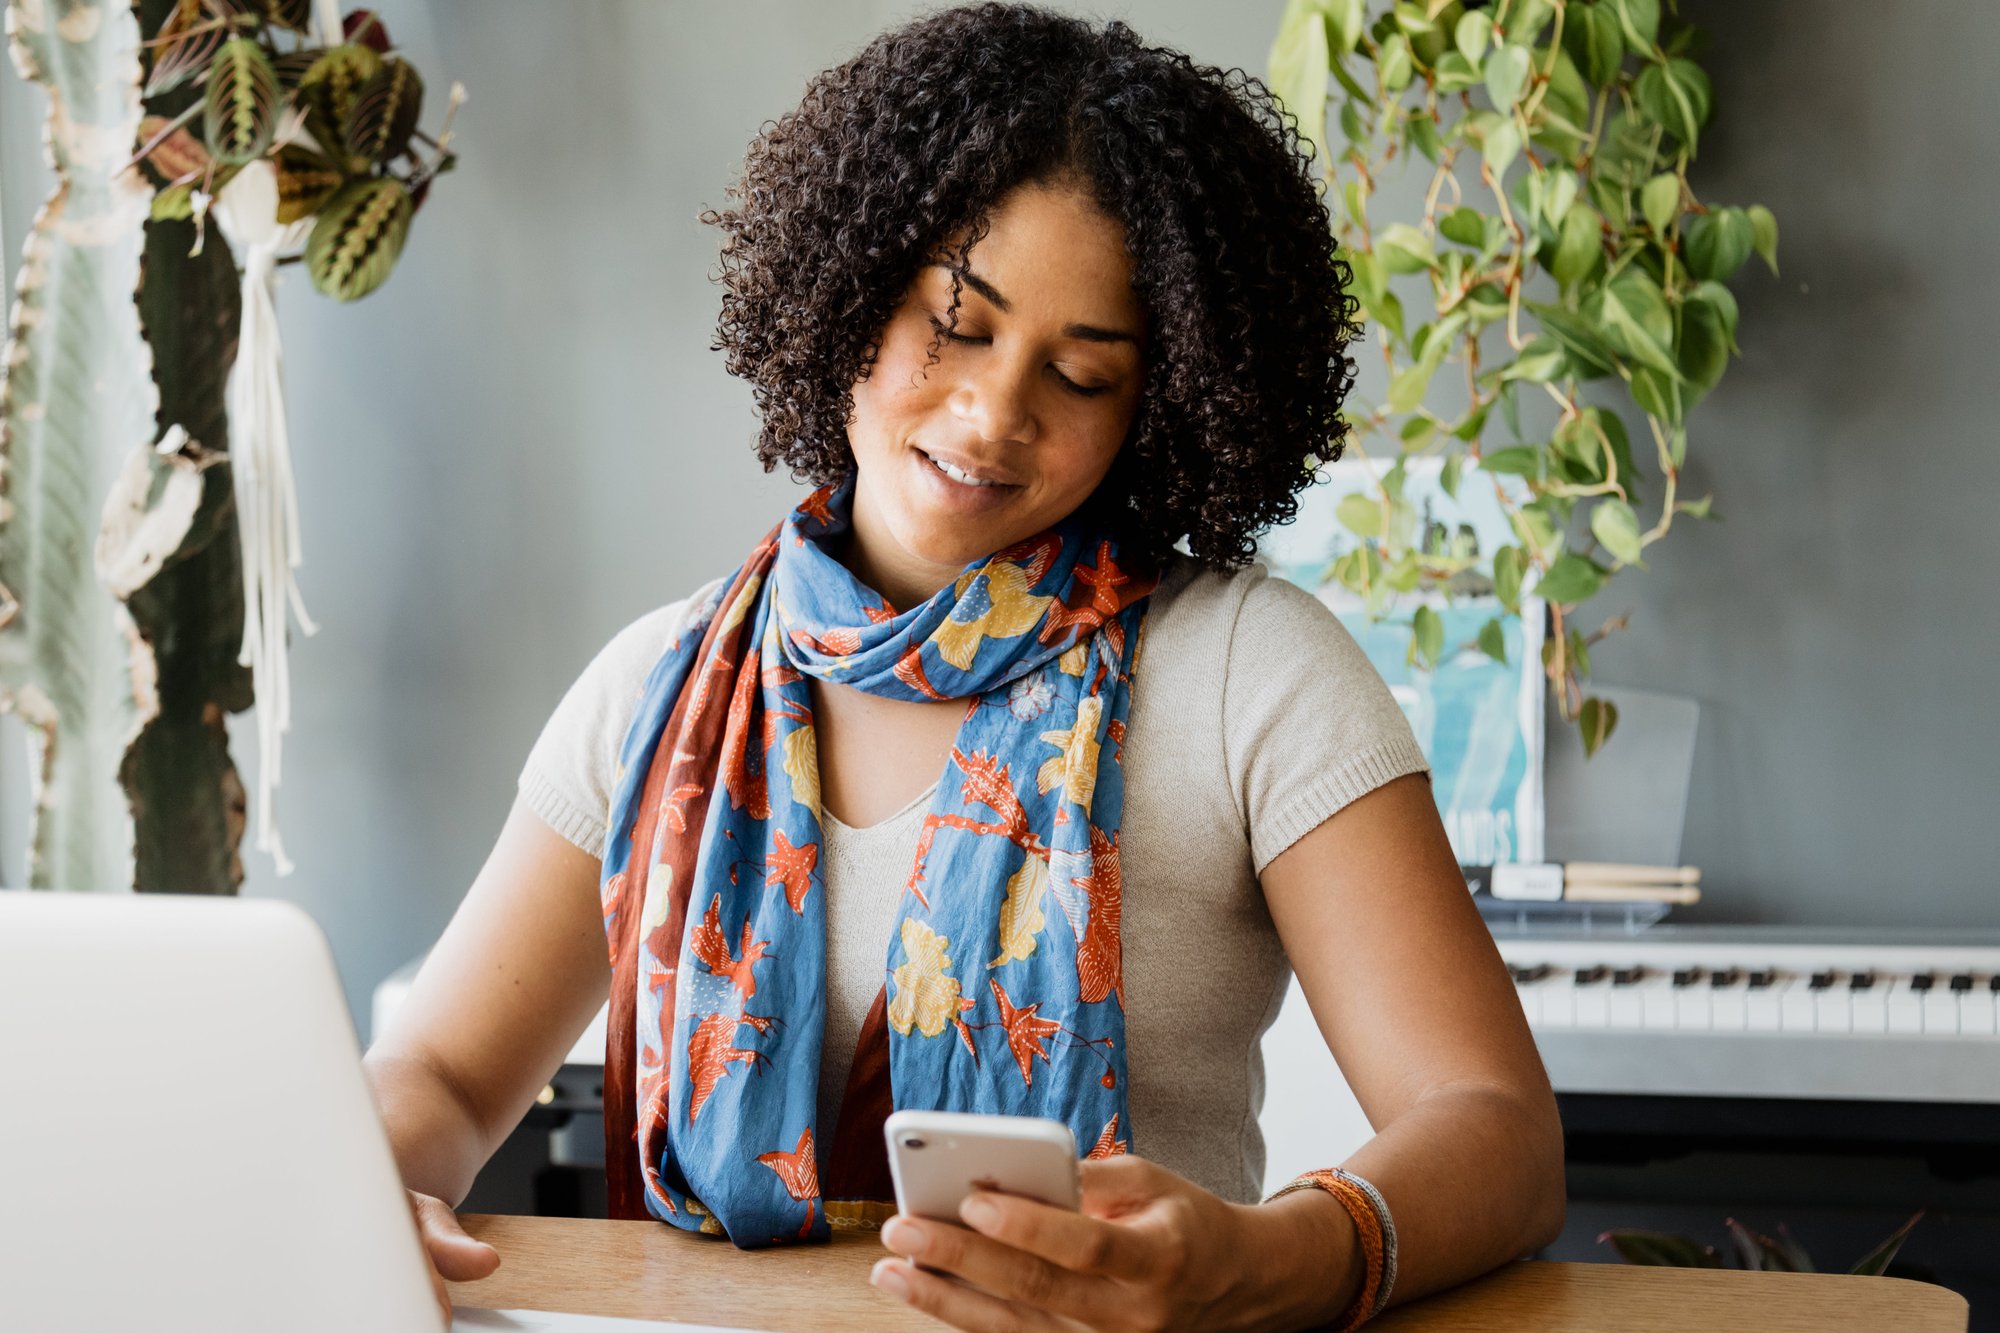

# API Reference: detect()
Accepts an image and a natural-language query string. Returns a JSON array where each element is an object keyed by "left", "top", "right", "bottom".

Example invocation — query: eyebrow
[{"left": 930, "top": 263, "right": 1141, "bottom": 346}]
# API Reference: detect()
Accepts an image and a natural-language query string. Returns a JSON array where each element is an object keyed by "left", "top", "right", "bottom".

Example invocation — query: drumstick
[{"left": 1563, "top": 861, "right": 1701, "bottom": 887}]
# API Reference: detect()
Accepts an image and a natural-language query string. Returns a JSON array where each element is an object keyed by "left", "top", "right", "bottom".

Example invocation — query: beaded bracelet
[{"left": 1262, "top": 1167, "right": 1398, "bottom": 1330}]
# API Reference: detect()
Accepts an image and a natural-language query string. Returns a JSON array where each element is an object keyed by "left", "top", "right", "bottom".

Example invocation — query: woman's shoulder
[
  {"left": 1145, "top": 551, "right": 1344, "bottom": 654},
  {"left": 586, "top": 574, "right": 733, "bottom": 695}
]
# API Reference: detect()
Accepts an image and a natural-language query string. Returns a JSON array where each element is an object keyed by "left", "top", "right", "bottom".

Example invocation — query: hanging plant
[
  {"left": 1267, "top": 0, "right": 1778, "bottom": 756},
  {"left": 132, "top": 0, "right": 460, "bottom": 302}
]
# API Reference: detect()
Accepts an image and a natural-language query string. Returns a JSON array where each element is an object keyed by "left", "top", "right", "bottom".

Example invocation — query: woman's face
[{"left": 843, "top": 180, "right": 1146, "bottom": 609}]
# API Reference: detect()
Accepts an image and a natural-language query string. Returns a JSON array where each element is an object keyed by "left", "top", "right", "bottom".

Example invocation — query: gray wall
[{"left": 2, "top": 1, "right": 1995, "bottom": 1031}]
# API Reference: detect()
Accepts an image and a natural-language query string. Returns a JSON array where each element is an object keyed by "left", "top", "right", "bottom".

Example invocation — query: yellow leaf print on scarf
[
  {"left": 888, "top": 917, "right": 961, "bottom": 1038},
  {"left": 933, "top": 562, "right": 1052, "bottom": 671},
  {"left": 641, "top": 862, "right": 675, "bottom": 932},
  {"left": 720, "top": 573, "right": 763, "bottom": 636},
  {"left": 1056, "top": 638, "right": 1089, "bottom": 678},
  {"left": 989, "top": 850, "right": 1050, "bottom": 967},
  {"left": 783, "top": 723, "right": 821, "bottom": 819},
  {"left": 1037, "top": 694, "right": 1104, "bottom": 816}
]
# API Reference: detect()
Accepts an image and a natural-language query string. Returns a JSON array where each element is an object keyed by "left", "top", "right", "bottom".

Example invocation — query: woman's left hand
[{"left": 871, "top": 1153, "right": 1349, "bottom": 1332}]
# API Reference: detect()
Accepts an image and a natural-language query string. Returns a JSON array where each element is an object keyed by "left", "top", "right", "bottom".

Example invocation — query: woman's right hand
[{"left": 408, "top": 1187, "right": 501, "bottom": 1323}]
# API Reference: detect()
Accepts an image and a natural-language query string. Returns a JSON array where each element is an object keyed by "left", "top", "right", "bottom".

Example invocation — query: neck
[{"left": 839, "top": 484, "right": 968, "bottom": 613}]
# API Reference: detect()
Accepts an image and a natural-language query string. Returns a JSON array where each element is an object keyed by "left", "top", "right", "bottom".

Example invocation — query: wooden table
[{"left": 449, "top": 1215, "right": 1966, "bottom": 1331}]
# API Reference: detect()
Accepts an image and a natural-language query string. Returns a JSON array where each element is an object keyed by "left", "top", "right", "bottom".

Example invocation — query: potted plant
[{"left": 1266, "top": 0, "right": 1777, "bottom": 755}]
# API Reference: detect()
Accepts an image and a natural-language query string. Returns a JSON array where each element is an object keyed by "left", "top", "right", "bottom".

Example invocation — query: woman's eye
[
  {"left": 926, "top": 314, "right": 986, "bottom": 344},
  {"left": 927, "top": 314, "right": 1109, "bottom": 397}
]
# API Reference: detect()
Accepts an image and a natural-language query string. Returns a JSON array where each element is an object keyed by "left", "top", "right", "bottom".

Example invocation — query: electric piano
[{"left": 1492, "top": 926, "right": 2000, "bottom": 1172}]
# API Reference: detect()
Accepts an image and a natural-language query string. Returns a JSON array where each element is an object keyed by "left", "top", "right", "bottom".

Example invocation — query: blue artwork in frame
[{"left": 1257, "top": 457, "right": 1546, "bottom": 865}]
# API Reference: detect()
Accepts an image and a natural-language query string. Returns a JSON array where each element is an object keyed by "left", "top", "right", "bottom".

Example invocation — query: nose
[{"left": 947, "top": 354, "right": 1038, "bottom": 446}]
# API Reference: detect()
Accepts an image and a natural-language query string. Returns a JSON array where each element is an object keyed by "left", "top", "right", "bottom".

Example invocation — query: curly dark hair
[{"left": 700, "top": 2, "right": 1359, "bottom": 571}]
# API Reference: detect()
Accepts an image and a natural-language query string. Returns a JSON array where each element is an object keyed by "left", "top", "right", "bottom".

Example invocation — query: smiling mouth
[{"left": 919, "top": 449, "right": 1018, "bottom": 489}]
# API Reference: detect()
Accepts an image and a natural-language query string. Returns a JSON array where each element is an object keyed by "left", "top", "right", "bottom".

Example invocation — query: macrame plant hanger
[{"left": 205, "top": 0, "right": 349, "bottom": 875}]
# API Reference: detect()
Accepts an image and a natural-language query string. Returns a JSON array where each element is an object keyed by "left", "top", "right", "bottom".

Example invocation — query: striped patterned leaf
[
  {"left": 136, "top": 113, "right": 211, "bottom": 184},
  {"left": 271, "top": 44, "right": 324, "bottom": 88},
  {"left": 305, "top": 178, "right": 413, "bottom": 301},
  {"left": 297, "top": 41, "right": 382, "bottom": 139},
  {"left": 273, "top": 144, "right": 341, "bottom": 223},
  {"left": 344, "top": 56, "right": 423, "bottom": 165},
  {"left": 143, "top": 0, "right": 233, "bottom": 98},
  {"left": 202, "top": 35, "right": 278, "bottom": 164},
  {"left": 248, "top": 0, "right": 311, "bottom": 31}
]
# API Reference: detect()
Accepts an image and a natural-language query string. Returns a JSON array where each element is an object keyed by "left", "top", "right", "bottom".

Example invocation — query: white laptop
[
  {"left": 0, "top": 891, "right": 449, "bottom": 1331},
  {"left": 0, "top": 891, "right": 742, "bottom": 1333}
]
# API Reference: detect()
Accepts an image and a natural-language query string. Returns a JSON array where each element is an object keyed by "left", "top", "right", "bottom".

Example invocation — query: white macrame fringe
[{"left": 214, "top": 162, "right": 316, "bottom": 877}]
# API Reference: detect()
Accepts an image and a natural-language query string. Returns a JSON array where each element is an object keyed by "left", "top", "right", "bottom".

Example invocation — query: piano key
[
  {"left": 1745, "top": 988, "right": 1784, "bottom": 1031},
  {"left": 1813, "top": 987, "right": 1852, "bottom": 1033},
  {"left": 1910, "top": 972, "right": 1936, "bottom": 993},
  {"left": 1747, "top": 968, "right": 1777, "bottom": 989},
  {"left": 1574, "top": 965, "right": 1609, "bottom": 985},
  {"left": 1640, "top": 980, "right": 1672, "bottom": 1032},
  {"left": 1922, "top": 992, "right": 1960, "bottom": 1035},
  {"left": 1850, "top": 987, "right": 1890, "bottom": 1033},
  {"left": 1612, "top": 966, "right": 1644, "bottom": 986},
  {"left": 1810, "top": 970, "right": 1838, "bottom": 991},
  {"left": 1710, "top": 967, "right": 1742, "bottom": 988},
  {"left": 1673, "top": 985, "right": 1712, "bottom": 1030},
  {"left": 1885, "top": 979, "right": 1925, "bottom": 1034},
  {"left": 1962, "top": 994, "right": 1999, "bottom": 1037},
  {"left": 1779, "top": 988, "right": 1818, "bottom": 1032},
  {"left": 1849, "top": 970, "right": 1877, "bottom": 991},
  {"left": 1672, "top": 967, "right": 1703, "bottom": 987},
  {"left": 1606, "top": 984, "right": 1649, "bottom": 1028},
  {"left": 1950, "top": 973, "right": 1975, "bottom": 993}
]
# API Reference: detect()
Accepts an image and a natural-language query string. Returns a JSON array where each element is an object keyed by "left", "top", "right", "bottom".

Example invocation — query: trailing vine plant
[{"left": 1267, "top": 0, "right": 1777, "bottom": 755}]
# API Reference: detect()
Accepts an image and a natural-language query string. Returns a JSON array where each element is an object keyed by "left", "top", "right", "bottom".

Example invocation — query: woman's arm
[
  {"left": 870, "top": 772, "right": 1561, "bottom": 1331},
  {"left": 1256, "top": 770, "right": 1566, "bottom": 1310},
  {"left": 363, "top": 796, "right": 612, "bottom": 1206}
]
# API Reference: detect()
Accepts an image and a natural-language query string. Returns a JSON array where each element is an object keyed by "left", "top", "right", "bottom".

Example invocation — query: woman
[{"left": 364, "top": 5, "right": 1564, "bottom": 1330}]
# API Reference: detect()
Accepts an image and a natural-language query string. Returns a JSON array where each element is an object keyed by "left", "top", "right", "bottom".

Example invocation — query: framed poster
[{"left": 1258, "top": 456, "right": 1546, "bottom": 865}]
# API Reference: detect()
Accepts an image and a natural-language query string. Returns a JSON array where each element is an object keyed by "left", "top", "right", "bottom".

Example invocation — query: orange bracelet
[{"left": 1264, "top": 1168, "right": 1396, "bottom": 1330}]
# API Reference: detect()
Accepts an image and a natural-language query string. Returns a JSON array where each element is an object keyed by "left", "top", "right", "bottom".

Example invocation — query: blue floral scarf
[{"left": 600, "top": 473, "right": 1156, "bottom": 1246}]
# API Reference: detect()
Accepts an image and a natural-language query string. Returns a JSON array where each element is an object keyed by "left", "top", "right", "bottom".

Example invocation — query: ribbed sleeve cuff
[
  {"left": 1252, "top": 737, "right": 1433, "bottom": 873},
  {"left": 518, "top": 766, "right": 606, "bottom": 858}
]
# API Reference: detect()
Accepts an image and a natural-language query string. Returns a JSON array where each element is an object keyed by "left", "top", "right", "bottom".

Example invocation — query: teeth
[{"left": 927, "top": 452, "right": 999, "bottom": 487}]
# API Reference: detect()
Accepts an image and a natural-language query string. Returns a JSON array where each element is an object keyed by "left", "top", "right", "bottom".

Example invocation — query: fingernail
[
  {"left": 871, "top": 1259, "right": 911, "bottom": 1299},
  {"left": 961, "top": 1194, "right": 999, "bottom": 1230},
  {"left": 883, "top": 1216, "right": 928, "bottom": 1256}
]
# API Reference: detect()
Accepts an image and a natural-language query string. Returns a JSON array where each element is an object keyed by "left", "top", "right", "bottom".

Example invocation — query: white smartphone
[{"left": 884, "top": 1109, "right": 1082, "bottom": 1223}]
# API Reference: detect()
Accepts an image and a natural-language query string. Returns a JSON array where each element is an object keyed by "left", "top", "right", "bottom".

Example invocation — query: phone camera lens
[{"left": 901, "top": 1136, "right": 927, "bottom": 1150}]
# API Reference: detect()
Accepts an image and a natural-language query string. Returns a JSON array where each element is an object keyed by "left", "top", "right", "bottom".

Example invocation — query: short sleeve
[
  {"left": 1222, "top": 569, "right": 1432, "bottom": 873},
  {"left": 516, "top": 577, "right": 727, "bottom": 857}
]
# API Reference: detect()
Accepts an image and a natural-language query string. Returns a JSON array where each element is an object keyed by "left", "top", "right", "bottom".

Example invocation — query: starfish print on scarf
[
  {"left": 1040, "top": 540, "right": 1131, "bottom": 647},
  {"left": 988, "top": 978, "right": 1064, "bottom": 1088},
  {"left": 1086, "top": 1113, "right": 1130, "bottom": 1159},
  {"left": 763, "top": 829, "right": 819, "bottom": 914}
]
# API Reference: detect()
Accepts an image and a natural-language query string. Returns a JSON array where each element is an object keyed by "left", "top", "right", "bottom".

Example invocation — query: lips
[{"left": 917, "top": 447, "right": 1021, "bottom": 488}]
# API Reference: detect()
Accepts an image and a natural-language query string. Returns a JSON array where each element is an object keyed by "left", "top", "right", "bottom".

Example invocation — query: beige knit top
[{"left": 518, "top": 551, "right": 1431, "bottom": 1204}]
